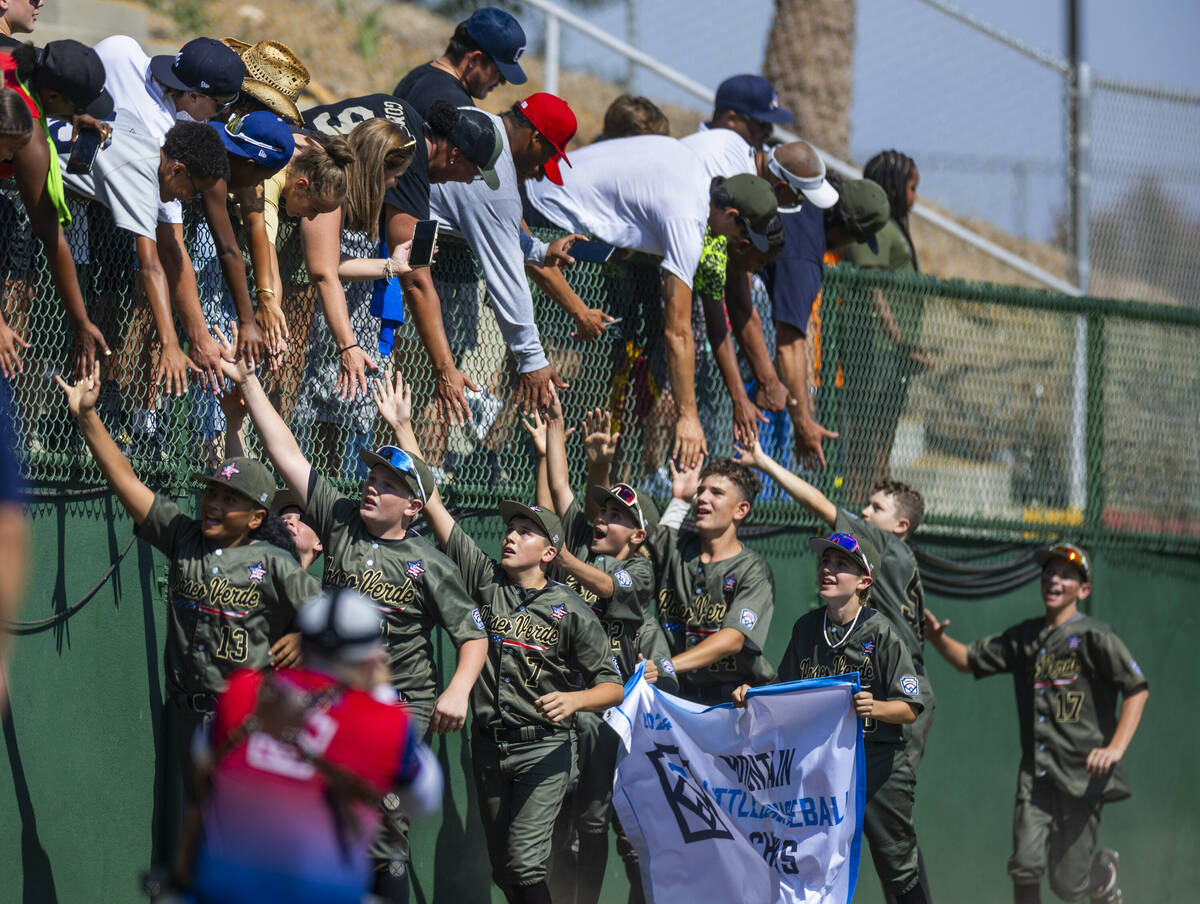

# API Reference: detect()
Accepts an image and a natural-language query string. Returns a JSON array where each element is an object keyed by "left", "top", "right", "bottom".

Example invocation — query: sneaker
[{"left": 1089, "top": 848, "right": 1119, "bottom": 900}]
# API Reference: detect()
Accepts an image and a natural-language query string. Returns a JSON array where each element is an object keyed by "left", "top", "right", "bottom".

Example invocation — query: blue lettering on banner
[
  {"left": 642, "top": 712, "right": 673, "bottom": 731},
  {"left": 702, "top": 783, "right": 849, "bottom": 831}
]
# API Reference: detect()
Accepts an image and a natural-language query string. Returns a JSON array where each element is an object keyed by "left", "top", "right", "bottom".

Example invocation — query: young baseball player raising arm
[
  {"left": 735, "top": 438, "right": 937, "bottom": 902},
  {"left": 527, "top": 386, "right": 671, "bottom": 904},
  {"left": 924, "top": 544, "right": 1147, "bottom": 904},
  {"left": 216, "top": 340, "right": 487, "bottom": 902},
  {"left": 733, "top": 530, "right": 928, "bottom": 904},
  {"left": 57, "top": 362, "right": 317, "bottom": 801},
  {"left": 387, "top": 375, "right": 623, "bottom": 904}
]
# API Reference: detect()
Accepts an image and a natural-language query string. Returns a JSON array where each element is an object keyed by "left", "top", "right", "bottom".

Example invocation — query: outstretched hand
[
  {"left": 521, "top": 409, "right": 549, "bottom": 457},
  {"left": 212, "top": 322, "right": 256, "bottom": 384},
  {"left": 370, "top": 369, "right": 412, "bottom": 431},
  {"left": 733, "top": 438, "right": 772, "bottom": 471},
  {"left": 55, "top": 359, "right": 101, "bottom": 418},
  {"left": 668, "top": 458, "right": 701, "bottom": 501},
  {"left": 923, "top": 609, "right": 950, "bottom": 641},
  {"left": 582, "top": 408, "right": 618, "bottom": 466}
]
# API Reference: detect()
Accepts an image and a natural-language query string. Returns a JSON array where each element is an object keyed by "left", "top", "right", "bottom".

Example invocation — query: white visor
[{"left": 768, "top": 148, "right": 840, "bottom": 210}]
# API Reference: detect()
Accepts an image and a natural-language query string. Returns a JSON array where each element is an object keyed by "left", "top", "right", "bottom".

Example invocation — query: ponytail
[{"left": 291, "top": 132, "right": 354, "bottom": 209}]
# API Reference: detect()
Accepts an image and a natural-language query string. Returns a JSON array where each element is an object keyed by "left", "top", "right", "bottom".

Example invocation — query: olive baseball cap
[
  {"left": 717, "top": 173, "right": 779, "bottom": 252},
  {"left": 195, "top": 457, "right": 276, "bottom": 508},
  {"left": 1034, "top": 542, "right": 1091, "bottom": 582},
  {"left": 359, "top": 445, "right": 436, "bottom": 503},
  {"left": 808, "top": 530, "right": 880, "bottom": 576},
  {"left": 588, "top": 483, "right": 659, "bottom": 531},
  {"left": 838, "top": 178, "right": 890, "bottom": 251},
  {"left": 498, "top": 500, "right": 563, "bottom": 553}
]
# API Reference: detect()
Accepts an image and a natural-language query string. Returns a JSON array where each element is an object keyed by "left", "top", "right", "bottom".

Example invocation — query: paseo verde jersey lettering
[
  {"left": 651, "top": 525, "right": 777, "bottom": 693},
  {"left": 307, "top": 476, "right": 485, "bottom": 702},
  {"left": 445, "top": 525, "right": 621, "bottom": 732},
  {"left": 557, "top": 499, "right": 655, "bottom": 678},
  {"left": 778, "top": 607, "right": 925, "bottom": 745},
  {"left": 968, "top": 613, "right": 1147, "bottom": 800},
  {"left": 137, "top": 496, "right": 318, "bottom": 697}
]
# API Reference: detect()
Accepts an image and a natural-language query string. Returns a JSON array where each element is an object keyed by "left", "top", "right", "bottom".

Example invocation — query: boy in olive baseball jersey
[
  {"left": 426, "top": 494, "right": 624, "bottom": 904},
  {"left": 651, "top": 457, "right": 776, "bottom": 703},
  {"left": 733, "top": 530, "right": 928, "bottom": 904},
  {"left": 223, "top": 361, "right": 488, "bottom": 902},
  {"left": 736, "top": 441, "right": 934, "bottom": 900},
  {"left": 58, "top": 364, "right": 317, "bottom": 802},
  {"left": 925, "top": 544, "right": 1148, "bottom": 904},
  {"left": 530, "top": 389, "right": 667, "bottom": 904},
  {"left": 391, "top": 379, "right": 624, "bottom": 904}
]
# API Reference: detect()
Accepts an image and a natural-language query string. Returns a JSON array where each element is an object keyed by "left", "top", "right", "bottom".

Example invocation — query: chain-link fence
[{"left": 4, "top": 177, "right": 1199, "bottom": 552}]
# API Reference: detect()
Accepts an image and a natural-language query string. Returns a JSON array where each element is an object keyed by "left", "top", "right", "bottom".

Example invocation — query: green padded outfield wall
[{"left": 2, "top": 511, "right": 1193, "bottom": 904}]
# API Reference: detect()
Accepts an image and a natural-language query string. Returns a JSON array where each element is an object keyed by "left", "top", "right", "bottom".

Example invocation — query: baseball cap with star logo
[
  {"left": 498, "top": 500, "right": 563, "bottom": 553},
  {"left": 194, "top": 457, "right": 277, "bottom": 508}
]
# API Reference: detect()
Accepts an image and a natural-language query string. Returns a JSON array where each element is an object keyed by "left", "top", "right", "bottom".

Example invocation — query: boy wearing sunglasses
[
  {"left": 733, "top": 530, "right": 928, "bottom": 904},
  {"left": 220, "top": 356, "right": 487, "bottom": 904},
  {"left": 525, "top": 389, "right": 673, "bottom": 904},
  {"left": 924, "top": 544, "right": 1146, "bottom": 904},
  {"left": 381, "top": 373, "right": 623, "bottom": 904}
]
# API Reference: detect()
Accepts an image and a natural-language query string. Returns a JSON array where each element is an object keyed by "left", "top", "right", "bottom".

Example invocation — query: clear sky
[{"left": 512, "top": 0, "right": 1200, "bottom": 241}]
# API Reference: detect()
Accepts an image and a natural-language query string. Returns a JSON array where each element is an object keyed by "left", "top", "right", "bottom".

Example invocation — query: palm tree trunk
[{"left": 763, "top": 0, "right": 856, "bottom": 159}]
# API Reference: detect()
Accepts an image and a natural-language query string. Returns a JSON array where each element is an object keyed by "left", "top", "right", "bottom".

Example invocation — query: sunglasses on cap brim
[
  {"left": 611, "top": 483, "right": 646, "bottom": 529},
  {"left": 374, "top": 445, "right": 425, "bottom": 501}
]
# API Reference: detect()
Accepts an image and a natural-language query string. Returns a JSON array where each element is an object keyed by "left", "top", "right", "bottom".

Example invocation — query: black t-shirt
[
  {"left": 302, "top": 93, "right": 431, "bottom": 221},
  {"left": 393, "top": 62, "right": 472, "bottom": 119}
]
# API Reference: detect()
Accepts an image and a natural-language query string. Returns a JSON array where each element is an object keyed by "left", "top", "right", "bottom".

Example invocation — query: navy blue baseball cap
[
  {"left": 463, "top": 6, "right": 528, "bottom": 86},
  {"left": 214, "top": 111, "right": 294, "bottom": 171},
  {"left": 714, "top": 74, "right": 794, "bottom": 125},
  {"left": 151, "top": 37, "right": 245, "bottom": 98}
]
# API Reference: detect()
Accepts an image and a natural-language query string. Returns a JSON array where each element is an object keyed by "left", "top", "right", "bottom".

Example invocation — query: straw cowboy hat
[{"left": 222, "top": 38, "right": 310, "bottom": 126}]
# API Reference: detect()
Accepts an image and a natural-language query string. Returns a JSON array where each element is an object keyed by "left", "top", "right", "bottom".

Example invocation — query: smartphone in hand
[{"left": 409, "top": 219, "right": 440, "bottom": 268}]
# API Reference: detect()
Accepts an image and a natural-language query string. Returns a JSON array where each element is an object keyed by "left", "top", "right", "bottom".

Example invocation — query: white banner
[{"left": 605, "top": 668, "right": 865, "bottom": 904}]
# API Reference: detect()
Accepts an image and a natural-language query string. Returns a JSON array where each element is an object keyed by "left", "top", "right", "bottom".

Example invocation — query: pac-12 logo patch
[
  {"left": 472, "top": 608, "right": 485, "bottom": 630},
  {"left": 247, "top": 561, "right": 266, "bottom": 583},
  {"left": 615, "top": 570, "right": 633, "bottom": 588},
  {"left": 406, "top": 560, "right": 424, "bottom": 578},
  {"left": 550, "top": 604, "right": 567, "bottom": 622},
  {"left": 900, "top": 675, "right": 920, "bottom": 696},
  {"left": 740, "top": 608, "right": 758, "bottom": 629}
]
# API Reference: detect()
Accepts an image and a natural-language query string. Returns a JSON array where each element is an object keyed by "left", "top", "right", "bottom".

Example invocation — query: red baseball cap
[{"left": 519, "top": 93, "right": 576, "bottom": 185}]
